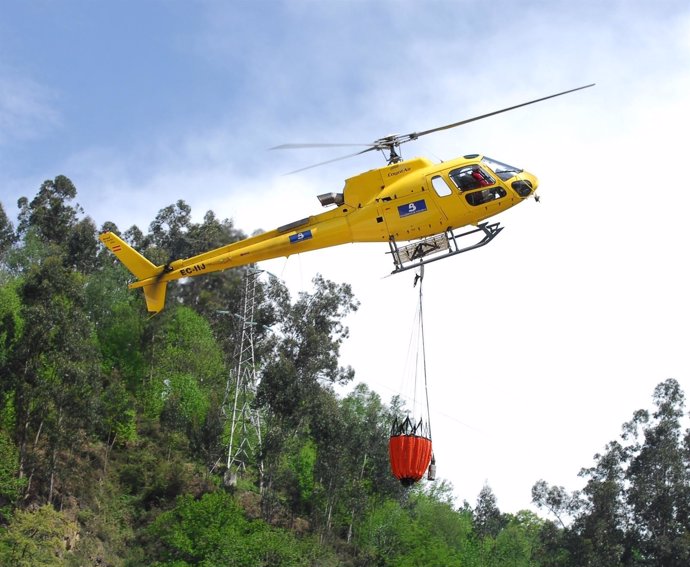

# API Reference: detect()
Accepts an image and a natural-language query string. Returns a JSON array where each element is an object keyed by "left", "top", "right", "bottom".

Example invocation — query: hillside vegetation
[{"left": 0, "top": 176, "right": 688, "bottom": 566}]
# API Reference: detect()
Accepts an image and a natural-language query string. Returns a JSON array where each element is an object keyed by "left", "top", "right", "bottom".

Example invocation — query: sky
[{"left": 2, "top": 0, "right": 690, "bottom": 515}]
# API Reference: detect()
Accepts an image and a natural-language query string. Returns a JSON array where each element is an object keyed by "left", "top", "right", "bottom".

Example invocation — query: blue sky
[{"left": 3, "top": 0, "right": 690, "bottom": 514}]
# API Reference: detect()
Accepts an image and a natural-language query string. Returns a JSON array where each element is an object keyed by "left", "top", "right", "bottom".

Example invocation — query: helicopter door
[{"left": 427, "top": 174, "right": 461, "bottom": 221}]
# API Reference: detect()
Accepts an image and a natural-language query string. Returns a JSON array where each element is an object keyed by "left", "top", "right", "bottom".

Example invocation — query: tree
[
  {"left": 337, "top": 384, "right": 404, "bottom": 542},
  {"left": 624, "top": 378, "right": 690, "bottom": 566},
  {"left": 0, "top": 279, "right": 24, "bottom": 372},
  {"left": 7, "top": 256, "right": 103, "bottom": 505},
  {"left": 489, "top": 510, "right": 545, "bottom": 567},
  {"left": 66, "top": 216, "right": 99, "bottom": 273},
  {"left": 531, "top": 480, "right": 580, "bottom": 529},
  {"left": 173, "top": 210, "right": 246, "bottom": 317},
  {"left": 0, "top": 430, "right": 26, "bottom": 521},
  {"left": 143, "top": 306, "right": 228, "bottom": 467},
  {"left": 256, "top": 275, "right": 359, "bottom": 528},
  {"left": 258, "top": 275, "right": 358, "bottom": 426},
  {"left": 0, "top": 202, "right": 17, "bottom": 259},
  {"left": 536, "top": 379, "right": 690, "bottom": 567},
  {"left": 146, "top": 490, "right": 321, "bottom": 566},
  {"left": 0, "top": 504, "right": 77, "bottom": 566},
  {"left": 354, "top": 490, "right": 477, "bottom": 567},
  {"left": 16, "top": 175, "right": 80, "bottom": 245},
  {"left": 474, "top": 483, "right": 506, "bottom": 539},
  {"left": 573, "top": 441, "right": 627, "bottom": 567},
  {"left": 147, "top": 199, "right": 193, "bottom": 263}
]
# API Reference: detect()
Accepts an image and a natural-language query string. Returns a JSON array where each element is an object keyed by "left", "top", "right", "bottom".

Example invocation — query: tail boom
[{"left": 99, "top": 212, "right": 354, "bottom": 313}]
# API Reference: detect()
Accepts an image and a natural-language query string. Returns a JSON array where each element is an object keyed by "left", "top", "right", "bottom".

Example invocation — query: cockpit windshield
[{"left": 481, "top": 157, "right": 522, "bottom": 181}]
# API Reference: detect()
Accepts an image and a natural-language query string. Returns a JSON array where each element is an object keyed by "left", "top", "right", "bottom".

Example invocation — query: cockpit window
[
  {"left": 481, "top": 157, "right": 523, "bottom": 181},
  {"left": 465, "top": 187, "right": 507, "bottom": 206},
  {"left": 449, "top": 166, "right": 495, "bottom": 191}
]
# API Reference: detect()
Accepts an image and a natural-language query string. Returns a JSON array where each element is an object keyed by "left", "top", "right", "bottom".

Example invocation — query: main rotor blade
[
  {"left": 407, "top": 83, "right": 595, "bottom": 141},
  {"left": 270, "top": 142, "right": 372, "bottom": 150},
  {"left": 283, "top": 146, "right": 378, "bottom": 175}
]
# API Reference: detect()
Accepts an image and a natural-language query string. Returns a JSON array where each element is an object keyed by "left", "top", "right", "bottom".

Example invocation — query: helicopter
[{"left": 100, "top": 84, "right": 594, "bottom": 313}]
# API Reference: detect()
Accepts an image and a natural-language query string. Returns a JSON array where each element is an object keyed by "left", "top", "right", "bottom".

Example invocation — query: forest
[{"left": 0, "top": 175, "right": 689, "bottom": 566}]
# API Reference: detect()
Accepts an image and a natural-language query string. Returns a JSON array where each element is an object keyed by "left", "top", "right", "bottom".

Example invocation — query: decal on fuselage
[
  {"left": 179, "top": 263, "right": 206, "bottom": 276},
  {"left": 398, "top": 199, "right": 428, "bottom": 218},
  {"left": 290, "top": 230, "right": 313, "bottom": 244}
]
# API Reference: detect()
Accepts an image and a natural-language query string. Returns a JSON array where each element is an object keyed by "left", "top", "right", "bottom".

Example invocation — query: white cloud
[{"left": 0, "top": 69, "right": 61, "bottom": 144}]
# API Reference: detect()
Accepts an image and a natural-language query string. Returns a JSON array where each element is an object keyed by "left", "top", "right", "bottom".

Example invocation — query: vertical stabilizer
[
  {"left": 99, "top": 231, "right": 168, "bottom": 313},
  {"left": 99, "top": 232, "right": 159, "bottom": 279}
]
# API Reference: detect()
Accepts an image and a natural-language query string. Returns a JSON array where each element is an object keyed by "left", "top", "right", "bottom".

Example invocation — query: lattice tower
[{"left": 224, "top": 268, "right": 264, "bottom": 489}]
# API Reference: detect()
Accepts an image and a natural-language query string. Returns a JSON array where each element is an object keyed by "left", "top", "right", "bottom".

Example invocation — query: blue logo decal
[
  {"left": 290, "top": 230, "right": 313, "bottom": 244},
  {"left": 398, "top": 199, "right": 428, "bottom": 218}
]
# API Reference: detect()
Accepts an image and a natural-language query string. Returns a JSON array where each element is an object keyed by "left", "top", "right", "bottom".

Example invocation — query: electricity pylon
[{"left": 223, "top": 268, "right": 264, "bottom": 490}]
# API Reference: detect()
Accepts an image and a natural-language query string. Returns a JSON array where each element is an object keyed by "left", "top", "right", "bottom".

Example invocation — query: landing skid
[{"left": 388, "top": 222, "right": 503, "bottom": 274}]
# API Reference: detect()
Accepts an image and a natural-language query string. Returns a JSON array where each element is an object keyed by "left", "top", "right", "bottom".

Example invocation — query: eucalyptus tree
[
  {"left": 2, "top": 176, "right": 104, "bottom": 506},
  {"left": 7, "top": 255, "right": 103, "bottom": 504},
  {"left": 623, "top": 378, "right": 690, "bottom": 566},
  {"left": 573, "top": 440, "right": 627, "bottom": 566},
  {"left": 0, "top": 202, "right": 16, "bottom": 259},
  {"left": 256, "top": 275, "right": 358, "bottom": 525},
  {"left": 474, "top": 483, "right": 506, "bottom": 539},
  {"left": 534, "top": 379, "right": 690, "bottom": 567},
  {"left": 16, "top": 175, "right": 81, "bottom": 245}
]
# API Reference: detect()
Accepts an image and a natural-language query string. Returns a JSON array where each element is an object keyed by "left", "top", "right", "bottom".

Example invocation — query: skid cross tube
[{"left": 388, "top": 222, "right": 503, "bottom": 274}]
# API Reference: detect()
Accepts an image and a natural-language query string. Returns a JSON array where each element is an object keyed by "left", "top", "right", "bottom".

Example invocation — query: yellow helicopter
[{"left": 100, "top": 84, "right": 594, "bottom": 313}]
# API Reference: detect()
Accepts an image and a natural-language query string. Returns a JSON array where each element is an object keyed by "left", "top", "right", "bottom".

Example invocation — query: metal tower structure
[{"left": 224, "top": 267, "right": 264, "bottom": 489}]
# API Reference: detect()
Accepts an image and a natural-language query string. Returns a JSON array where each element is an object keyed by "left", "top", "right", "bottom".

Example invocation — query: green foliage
[
  {"left": 488, "top": 511, "right": 544, "bottom": 567},
  {"left": 0, "top": 504, "right": 77, "bottom": 566},
  {"left": 2, "top": 179, "right": 690, "bottom": 567},
  {"left": 292, "top": 437, "right": 317, "bottom": 504},
  {"left": 6, "top": 253, "right": 103, "bottom": 504},
  {"left": 17, "top": 175, "right": 79, "bottom": 245},
  {"left": 162, "top": 372, "right": 210, "bottom": 429},
  {"left": 0, "top": 278, "right": 24, "bottom": 370},
  {"left": 259, "top": 274, "right": 358, "bottom": 422},
  {"left": 144, "top": 306, "right": 225, "bottom": 427},
  {"left": 0, "top": 430, "right": 26, "bottom": 520},
  {"left": 535, "top": 378, "right": 690, "bottom": 567},
  {"left": 0, "top": 202, "right": 17, "bottom": 258},
  {"left": 113, "top": 407, "right": 138, "bottom": 445},
  {"left": 147, "top": 490, "right": 319, "bottom": 566},
  {"left": 86, "top": 262, "right": 147, "bottom": 390},
  {"left": 474, "top": 483, "right": 507, "bottom": 539},
  {"left": 624, "top": 378, "right": 690, "bottom": 566},
  {"left": 355, "top": 492, "right": 478, "bottom": 567}
]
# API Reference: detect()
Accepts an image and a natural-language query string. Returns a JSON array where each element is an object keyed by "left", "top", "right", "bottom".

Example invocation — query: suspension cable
[{"left": 415, "top": 265, "right": 432, "bottom": 440}]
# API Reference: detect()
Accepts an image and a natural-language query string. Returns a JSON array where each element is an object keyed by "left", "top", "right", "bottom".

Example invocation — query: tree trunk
[
  {"left": 347, "top": 453, "right": 368, "bottom": 544},
  {"left": 47, "top": 406, "right": 63, "bottom": 505}
]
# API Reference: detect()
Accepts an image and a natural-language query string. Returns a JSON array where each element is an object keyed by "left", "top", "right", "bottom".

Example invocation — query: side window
[
  {"left": 430, "top": 175, "right": 453, "bottom": 197},
  {"left": 449, "top": 166, "right": 495, "bottom": 191},
  {"left": 465, "top": 187, "right": 507, "bottom": 206}
]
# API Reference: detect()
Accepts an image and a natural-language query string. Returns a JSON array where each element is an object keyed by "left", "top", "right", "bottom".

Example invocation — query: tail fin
[
  {"left": 99, "top": 232, "right": 168, "bottom": 313},
  {"left": 141, "top": 281, "right": 168, "bottom": 314}
]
